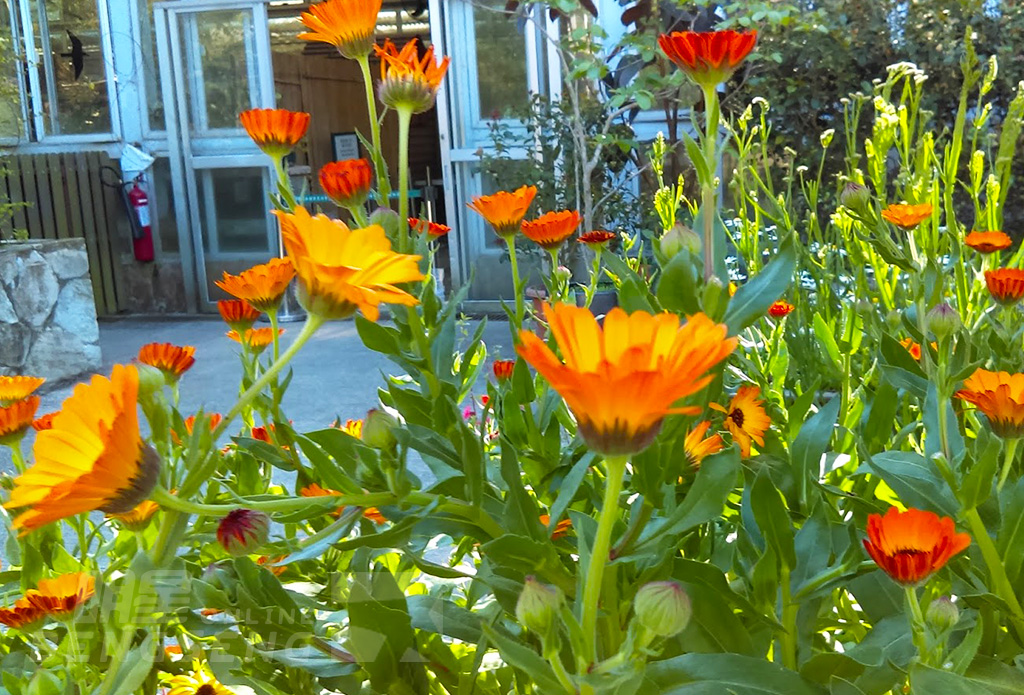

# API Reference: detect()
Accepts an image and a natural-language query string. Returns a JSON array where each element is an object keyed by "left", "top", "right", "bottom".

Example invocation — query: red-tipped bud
[
  {"left": 493, "top": 360, "right": 515, "bottom": 383},
  {"left": 217, "top": 509, "right": 270, "bottom": 556}
]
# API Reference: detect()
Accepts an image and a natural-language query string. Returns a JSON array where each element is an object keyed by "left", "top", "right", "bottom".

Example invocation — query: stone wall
[{"left": 0, "top": 239, "right": 102, "bottom": 382}]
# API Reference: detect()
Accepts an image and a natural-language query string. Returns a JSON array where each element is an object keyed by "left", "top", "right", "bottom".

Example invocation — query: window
[{"left": 1, "top": 0, "right": 115, "bottom": 141}]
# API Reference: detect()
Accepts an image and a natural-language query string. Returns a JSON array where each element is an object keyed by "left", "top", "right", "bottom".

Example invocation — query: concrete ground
[{"left": 5, "top": 315, "right": 516, "bottom": 472}]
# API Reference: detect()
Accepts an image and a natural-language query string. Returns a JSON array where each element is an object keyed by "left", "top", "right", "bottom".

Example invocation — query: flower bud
[
  {"left": 840, "top": 182, "right": 870, "bottom": 213},
  {"left": 885, "top": 310, "right": 902, "bottom": 332},
  {"left": 369, "top": 207, "right": 401, "bottom": 240},
  {"left": 926, "top": 302, "right": 961, "bottom": 340},
  {"left": 634, "top": 580, "right": 692, "bottom": 638},
  {"left": 554, "top": 266, "right": 572, "bottom": 285},
  {"left": 362, "top": 408, "right": 400, "bottom": 451},
  {"left": 217, "top": 509, "right": 270, "bottom": 556},
  {"left": 660, "top": 224, "right": 701, "bottom": 259},
  {"left": 515, "top": 576, "right": 564, "bottom": 635},
  {"left": 493, "top": 359, "right": 515, "bottom": 384},
  {"left": 137, "top": 364, "right": 168, "bottom": 397},
  {"left": 925, "top": 596, "right": 960, "bottom": 633}
]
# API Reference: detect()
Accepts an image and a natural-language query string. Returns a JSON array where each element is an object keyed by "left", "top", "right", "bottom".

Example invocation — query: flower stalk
[{"left": 357, "top": 54, "right": 392, "bottom": 207}]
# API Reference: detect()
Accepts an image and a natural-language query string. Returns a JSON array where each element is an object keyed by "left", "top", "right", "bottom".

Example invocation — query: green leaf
[
  {"left": 910, "top": 664, "right": 994, "bottom": 695},
  {"left": 657, "top": 249, "right": 702, "bottom": 315},
  {"left": 751, "top": 470, "right": 796, "bottom": 570},
  {"left": 645, "top": 653, "right": 826, "bottom": 694},
  {"left": 256, "top": 646, "right": 358, "bottom": 678},
  {"left": 548, "top": 454, "right": 595, "bottom": 533},
  {"left": 480, "top": 624, "right": 565, "bottom": 694},
  {"left": 408, "top": 595, "right": 486, "bottom": 643},
  {"left": 812, "top": 314, "right": 843, "bottom": 372},
  {"left": 965, "top": 656, "right": 1024, "bottom": 695},
  {"left": 859, "top": 451, "right": 958, "bottom": 517},
  {"left": 998, "top": 478, "right": 1024, "bottom": 584},
  {"left": 947, "top": 620, "right": 983, "bottom": 675},
  {"left": 279, "top": 509, "right": 360, "bottom": 563},
  {"left": 724, "top": 235, "right": 797, "bottom": 334},
  {"left": 791, "top": 397, "right": 840, "bottom": 508},
  {"left": 631, "top": 449, "right": 740, "bottom": 555},
  {"left": 923, "top": 383, "right": 965, "bottom": 465},
  {"left": 959, "top": 434, "right": 1000, "bottom": 512},
  {"left": 355, "top": 315, "right": 403, "bottom": 356}
]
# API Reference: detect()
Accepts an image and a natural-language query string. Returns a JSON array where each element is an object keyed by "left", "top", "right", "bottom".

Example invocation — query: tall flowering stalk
[{"left": 659, "top": 30, "right": 757, "bottom": 281}]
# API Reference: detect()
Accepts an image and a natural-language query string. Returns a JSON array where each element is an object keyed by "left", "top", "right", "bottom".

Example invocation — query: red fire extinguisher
[{"left": 127, "top": 180, "right": 155, "bottom": 262}]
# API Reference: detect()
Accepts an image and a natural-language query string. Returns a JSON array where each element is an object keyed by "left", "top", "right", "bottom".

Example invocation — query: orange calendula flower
[
  {"left": 900, "top": 338, "right": 922, "bottom": 361},
  {"left": 0, "top": 600, "right": 45, "bottom": 630},
  {"left": 493, "top": 359, "right": 515, "bottom": 383},
  {"left": 517, "top": 303, "right": 736, "bottom": 456},
  {"left": 658, "top": 30, "right": 758, "bottom": 89},
  {"left": 239, "top": 108, "right": 310, "bottom": 159},
  {"left": 4, "top": 364, "right": 160, "bottom": 532},
  {"left": 274, "top": 207, "right": 424, "bottom": 321},
  {"left": 31, "top": 411, "right": 58, "bottom": 432},
  {"left": 863, "top": 507, "right": 970, "bottom": 586},
  {"left": 767, "top": 300, "right": 794, "bottom": 318},
  {"left": 321, "top": 159, "right": 373, "bottom": 209},
  {"left": 467, "top": 185, "right": 537, "bottom": 238},
  {"left": 300, "top": 483, "right": 383, "bottom": 523},
  {"left": 107, "top": 499, "right": 160, "bottom": 531},
  {"left": 409, "top": 217, "right": 451, "bottom": 238},
  {"left": 0, "top": 375, "right": 45, "bottom": 406},
  {"left": 578, "top": 231, "right": 616, "bottom": 249},
  {"left": 257, "top": 555, "right": 287, "bottom": 577},
  {"left": 216, "top": 258, "right": 296, "bottom": 313},
  {"left": 521, "top": 210, "right": 582, "bottom": 250},
  {"left": 217, "top": 299, "right": 261, "bottom": 333},
  {"left": 138, "top": 342, "right": 196, "bottom": 380},
  {"left": 985, "top": 268, "right": 1024, "bottom": 305},
  {"left": 0, "top": 396, "right": 40, "bottom": 443},
  {"left": 24, "top": 572, "right": 96, "bottom": 619},
  {"left": 298, "top": 0, "right": 382, "bottom": 59},
  {"left": 683, "top": 420, "right": 725, "bottom": 469},
  {"left": 339, "top": 418, "right": 363, "bottom": 438},
  {"left": 539, "top": 513, "right": 573, "bottom": 540},
  {"left": 227, "top": 327, "right": 283, "bottom": 354},
  {"left": 176, "top": 413, "right": 223, "bottom": 442},
  {"left": 250, "top": 424, "right": 275, "bottom": 443},
  {"left": 711, "top": 385, "right": 770, "bottom": 458},
  {"left": 375, "top": 38, "right": 450, "bottom": 113},
  {"left": 880, "top": 203, "right": 932, "bottom": 230},
  {"left": 956, "top": 369, "right": 1024, "bottom": 438},
  {"left": 965, "top": 230, "right": 1012, "bottom": 254}
]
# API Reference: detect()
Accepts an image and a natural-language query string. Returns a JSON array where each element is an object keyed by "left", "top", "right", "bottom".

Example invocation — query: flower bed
[{"left": 2, "top": 5, "right": 1024, "bottom": 695}]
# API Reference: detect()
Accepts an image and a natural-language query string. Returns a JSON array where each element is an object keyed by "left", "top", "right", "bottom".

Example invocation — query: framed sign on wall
[{"left": 331, "top": 132, "right": 361, "bottom": 161}]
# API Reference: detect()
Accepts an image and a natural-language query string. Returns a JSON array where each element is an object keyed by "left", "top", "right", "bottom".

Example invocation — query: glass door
[
  {"left": 154, "top": 1, "right": 276, "bottom": 311},
  {"left": 430, "top": 0, "right": 558, "bottom": 302}
]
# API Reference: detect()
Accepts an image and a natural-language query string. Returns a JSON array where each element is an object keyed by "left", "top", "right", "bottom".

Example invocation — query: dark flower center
[
  {"left": 729, "top": 408, "right": 745, "bottom": 427},
  {"left": 196, "top": 685, "right": 217, "bottom": 695},
  {"left": 894, "top": 547, "right": 925, "bottom": 557}
]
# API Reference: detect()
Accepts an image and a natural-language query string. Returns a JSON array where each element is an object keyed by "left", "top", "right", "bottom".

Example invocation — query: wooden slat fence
[{"left": 0, "top": 151, "right": 123, "bottom": 315}]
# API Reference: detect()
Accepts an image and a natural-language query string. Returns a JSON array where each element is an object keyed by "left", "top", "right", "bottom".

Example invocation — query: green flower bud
[
  {"left": 660, "top": 224, "right": 701, "bottom": 259},
  {"left": 137, "top": 364, "right": 168, "bottom": 397},
  {"left": 362, "top": 408, "right": 400, "bottom": 451},
  {"left": 515, "top": 576, "right": 564, "bottom": 635},
  {"left": 885, "top": 310, "right": 902, "bottom": 331},
  {"left": 634, "top": 580, "right": 692, "bottom": 638},
  {"left": 217, "top": 509, "right": 270, "bottom": 556},
  {"left": 554, "top": 266, "right": 573, "bottom": 286},
  {"left": 926, "top": 302, "right": 961, "bottom": 340},
  {"left": 925, "top": 596, "right": 960, "bottom": 633},
  {"left": 840, "top": 182, "right": 871, "bottom": 213}
]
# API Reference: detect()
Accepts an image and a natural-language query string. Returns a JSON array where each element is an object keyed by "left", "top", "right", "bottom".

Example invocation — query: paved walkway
[{"left": 5, "top": 315, "right": 516, "bottom": 471}]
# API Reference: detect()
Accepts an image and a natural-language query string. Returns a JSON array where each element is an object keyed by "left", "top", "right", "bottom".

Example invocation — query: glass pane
[
  {"left": 0, "top": 4, "right": 22, "bottom": 139},
  {"left": 150, "top": 158, "right": 178, "bottom": 254},
  {"left": 138, "top": 0, "right": 163, "bottom": 131},
  {"left": 181, "top": 9, "right": 255, "bottom": 134},
  {"left": 473, "top": 1, "right": 528, "bottom": 120},
  {"left": 195, "top": 167, "right": 273, "bottom": 299},
  {"left": 36, "top": 0, "right": 111, "bottom": 134}
]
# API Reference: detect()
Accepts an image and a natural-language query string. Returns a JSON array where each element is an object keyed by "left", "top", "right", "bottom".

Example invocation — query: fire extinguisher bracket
[{"left": 101, "top": 165, "right": 155, "bottom": 263}]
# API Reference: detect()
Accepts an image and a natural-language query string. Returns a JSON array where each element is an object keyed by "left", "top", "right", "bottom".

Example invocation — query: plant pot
[
  {"left": 525, "top": 286, "right": 548, "bottom": 338},
  {"left": 575, "top": 288, "right": 618, "bottom": 317}
]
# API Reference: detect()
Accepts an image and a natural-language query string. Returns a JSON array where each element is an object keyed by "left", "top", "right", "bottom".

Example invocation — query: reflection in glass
[
  {"left": 150, "top": 159, "right": 178, "bottom": 254},
  {"left": 137, "top": 0, "right": 164, "bottom": 131},
  {"left": 181, "top": 9, "right": 255, "bottom": 133},
  {"left": 35, "top": 0, "right": 112, "bottom": 134},
  {"left": 0, "top": 5, "right": 22, "bottom": 139},
  {"left": 473, "top": 0, "right": 529, "bottom": 120}
]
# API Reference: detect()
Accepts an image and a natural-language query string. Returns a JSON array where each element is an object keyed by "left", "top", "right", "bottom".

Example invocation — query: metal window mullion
[
  {"left": 33, "top": 0, "right": 59, "bottom": 136},
  {"left": 6, "top": 0, "right": 31, "bottom": 140},
  {"left": 182, "top": 14, "right": 208, "bottom": 133},
  {"left": 95, "top": 0, "right": 121, "bottom": 139},
  {"left": 16, "top": 0, "right": 44, "bottom": 139}
]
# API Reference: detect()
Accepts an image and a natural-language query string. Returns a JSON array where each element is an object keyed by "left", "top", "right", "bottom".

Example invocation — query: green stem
[
  {"left": 273, "top": 158, "right": 298, "bottom": 212},
  {"left": 701, "top": 86, "right": 720, "bottom": 282},
  {"left": 779, "top": 565, "right": 798, "bottom": 670},
  {"left": 507, "top": 239, "right": 524, "bottom": 333},
  {"left": 151, "top": 485, "right": 396, "bottom": 516},
  {"left": 580, "top": 455, "right": 627, "bottom": 667},
  {"left": 543, "top": 638, "right": 576, "bottom": 694},
  {"left": 269, "top": 309, "right": 281, "bottom": 362},
  {"left": 345, "top": 203, "right": 370, "bottom": 228},
  {"left": 583, "top": 249, "right": 601, "bottom": 309},
  {"left": 397, "top": 106, "right": 413, "bottom": 253},
  {"left": 8, "top": 438, "right": 25, "bottom": 474},
  {"left": 963, "top": 507, "right": 1024, "bottom": 642},
  {"left": 610, "top": 500, "right": 651, "bottom": 560},
  {"left": 357, "top": 54, "right": 391, "bottom": 207},
  {"left": 998, "top": 438, "right": 1019, "bottom": 492},
  {"left": 548, "top": 248, "right": 561, "bottom": 301},
  {"left": 905, "top": 585, "right": 929, "bottom": 665}
]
